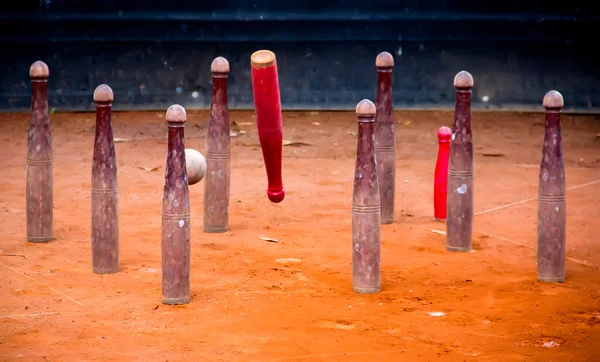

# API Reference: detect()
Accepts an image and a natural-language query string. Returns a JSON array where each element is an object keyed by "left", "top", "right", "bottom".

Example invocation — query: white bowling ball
[{"left": 185, "top": 148, "right": 207, "bottom": 185}]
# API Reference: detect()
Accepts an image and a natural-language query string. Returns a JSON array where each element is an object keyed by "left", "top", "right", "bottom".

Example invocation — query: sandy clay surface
[{"left": 1, "top": 109, "right": 600, "bottom": 361}]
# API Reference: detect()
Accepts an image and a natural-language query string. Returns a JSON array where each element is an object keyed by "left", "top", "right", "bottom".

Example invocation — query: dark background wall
[{"left": 1, "top": 1, "right": 598, "bottom": 112}]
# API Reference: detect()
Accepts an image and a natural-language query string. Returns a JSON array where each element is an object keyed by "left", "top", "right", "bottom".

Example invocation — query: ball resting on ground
[{"left": 185, "top": 149, "right": 207, "bottom": 185}]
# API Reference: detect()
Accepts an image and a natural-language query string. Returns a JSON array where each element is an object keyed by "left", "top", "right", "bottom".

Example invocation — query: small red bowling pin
[{"left": 434, "top": 126, "right": 452, "bottom": 220}]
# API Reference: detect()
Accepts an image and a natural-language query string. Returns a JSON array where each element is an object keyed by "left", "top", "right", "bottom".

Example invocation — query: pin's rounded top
[
  {"left": 437, "top": 126, "right": 452, "bottom": 140},
  {"left": 376, "top": 51, "right": 394, "bottom": 68},
  {"left": 166, "top": 104, "right": 187, "bottom": 123},
  {"left": 454, "top": 70, "right": 474, "bottom": 88},
  {"left": 29, "top": 60, "right": 49, "bottom": 78},
  {"left": 355, "top": 99, "right": 376, "bottom": 117},
  {"left": 211, "top": 56, "right": 230, "bottom": 73},
  {"left": 251, "top": 50, "right": 276, "bottom": 68},
  {"left": 543, "top": 90, "right": 564, "bottom": 109},
  {"left": 93, "top": 84, "right": 114, "bottom": 102}
]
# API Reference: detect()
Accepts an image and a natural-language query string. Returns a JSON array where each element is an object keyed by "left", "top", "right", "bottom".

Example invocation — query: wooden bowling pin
[
  {"left": 91, "top": 84, "right": 119, "bottom": 274},
  {"left": 374, "top": 51, "right": 395, "bottom": 224},
  {"left": 352, "top": 99, "right": 381, "bottom": 294},
  {"left": 537, "top": 90, "right": 566, "bottom": 282},
  {"left": 162, "top": 104, "right": 191, "bottom": 304},
  {"left": 434, "top": 126, "right": 452, "bottom": 220},
  {"left": 26, "top": 60, "right": 53, "bottom": 242},
  {"left": 250, "top": 50, "right": 285, "bottom": 203},
  {"left": 446, "top": 71, "right": 474, "bottom": 252},
  {"left": 204, "top": 56, "right": 231, "bottom": 233}
]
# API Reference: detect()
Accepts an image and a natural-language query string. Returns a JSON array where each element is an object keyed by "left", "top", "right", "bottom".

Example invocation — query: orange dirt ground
[{"left": 1, "top": 109, "right": 599, "bottom": 361}]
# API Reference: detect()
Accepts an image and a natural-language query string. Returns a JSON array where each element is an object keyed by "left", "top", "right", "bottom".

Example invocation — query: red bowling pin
[
  {"left": 434, "top": 126, "right": 452, "bottom": 220},
  {"left": 250, "top": 49, "right": 285, "bottom": 203}
]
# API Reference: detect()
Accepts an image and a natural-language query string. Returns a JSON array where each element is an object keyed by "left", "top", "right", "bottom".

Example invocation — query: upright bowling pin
[
  {"left": 162, "top": 105, "right": 191, "bottom": 304},
  {"left": 204, "top": 56, "right": 231, "bottom": 233},
  {"left": 26, "top": 60, "right": 53, "bottom": 242},
  {"left": 374, "top": 51, "right": 395, "bottom": 224},
  {"left": 446, "top": 71, "right": 474, "bottom": 252},
  {"left": 537, "top": 90, "right": 566, "bottom": 282},
  {"left": 352, "top": 99, "right": 381, "bottom": 294},
  {"left": 91, "top": 85, "right": 119, "bottom": 274},
  {"left": 434, "top": 126, "right": 452, "bottom": 220}
]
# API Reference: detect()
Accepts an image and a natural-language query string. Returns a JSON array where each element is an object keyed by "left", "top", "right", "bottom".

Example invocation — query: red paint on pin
[
  {"left": 434, "top": 126, "right": 452, "bottom": 220},
  {"left": 250, "top": 50, "right": 285, "bottom": 203},
  {"left": 433, "top": 126, "right": 452, "bottom": 220}
]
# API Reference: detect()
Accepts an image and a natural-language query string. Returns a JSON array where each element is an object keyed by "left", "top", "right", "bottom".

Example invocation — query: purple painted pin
[
  {"left": 352, "top": 99, "right": 381, "bottom": 294},
  {"left": 446, "top": 71, "right": 474, "bottom": 252},
  {"left": 91, "top": 84, "right": 119, "bottom": 274},
  {"left": 162, "top": 104, "right": 191, "bottom": 304},
  {"left": 537, "top": 90, "right": 566, "bottom": 283},
  {"left": 204, "top": 56, "right": 231, "bottom": 233},
  {"left": 374, "top": 51, "right": 396, "bottom": 224},
  {"left": 26, "top": 60, "right": 53, "bottom": 243}
]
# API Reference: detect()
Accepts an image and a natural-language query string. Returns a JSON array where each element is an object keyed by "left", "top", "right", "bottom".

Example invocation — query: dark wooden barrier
[{"left": 1, "top": 1, "right": 598, "bottom": 112}]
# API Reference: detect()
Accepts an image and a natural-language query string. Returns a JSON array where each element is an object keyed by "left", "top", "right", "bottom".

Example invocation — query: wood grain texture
[
  {"left": 91, "top": 95, "right": 119, "bottom": 274},
  {"left": 26, "top": 70, "right": 53, "bottom": 242},
  {"left": 352, "top": 102, "right": 381, "bottom": 293},
  {"left": 446, "top": 76, "right": 474, "bottom": 252},
  {"left": 204, "top": 71, "right": 230, "bottom": 233},
  {"left": 161, "top": 111, "right": 191, "bottom": 304},
  {"left": 374, "top": 60, "right": 395, "bottom": 224},
  {"left": 537, "top": 94, "right": 566, "bottom": 282}
]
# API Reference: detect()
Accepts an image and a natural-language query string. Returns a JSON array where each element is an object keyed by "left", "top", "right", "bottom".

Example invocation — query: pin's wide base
[
  {"left": 381, "top": 218, "right": 393, "bottom": 225},
  {"left": 538, "top": 276, "right": 565, "bottom": 283},
  {"left": 93, "top": 267, "right": 119, "bottom": 274},
  {"left": 162, "top": 297, "right": 190, "bottom": 305},
  {"left": 353, "top": 286, "right": 380, "bottom": 294},
  {"left": 204, "top": 226, "right": 228, "bottom": 233},
  {"left": 446, "top": 245, "right": 472, "bottom": 253},
  {"left": 267, "top": 188, "right": 285, "bottom": 203},
  {"left": 27, "top": 236, "right": 52, "bottom": 243}
]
